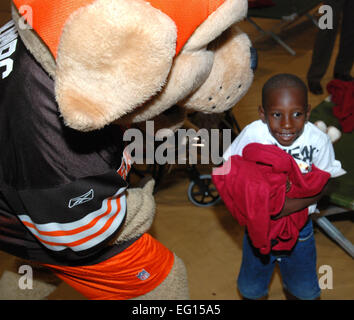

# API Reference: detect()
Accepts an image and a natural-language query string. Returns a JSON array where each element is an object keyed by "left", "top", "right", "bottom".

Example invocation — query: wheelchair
[{"left": 128, "top": 107, "right": 240, "bottom": 207}]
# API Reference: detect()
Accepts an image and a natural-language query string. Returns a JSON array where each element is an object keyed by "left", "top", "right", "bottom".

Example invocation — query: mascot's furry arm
[{"left": 5, "top": 0, "right": 255, "bottom": 300}]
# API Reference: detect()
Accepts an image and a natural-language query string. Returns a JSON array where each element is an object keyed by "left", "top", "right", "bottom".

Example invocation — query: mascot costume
[{"left": 0, "top": 0, "right": 256, "bottom": 299}]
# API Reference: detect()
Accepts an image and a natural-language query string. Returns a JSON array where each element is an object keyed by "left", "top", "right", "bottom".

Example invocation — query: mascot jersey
[{"left": 0, "top": 21, "right": 136, "bottom": 266}]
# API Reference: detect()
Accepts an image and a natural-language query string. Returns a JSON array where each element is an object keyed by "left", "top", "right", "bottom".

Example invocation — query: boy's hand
[
  {"left": 272, "top": 178, "right": 291, "bottom": 220},
  {"left": 271, "top": 180, "right": 331, "bottom": 220},
  {"left": 286, "top": 177, "right": 292, "bottom": 193}
]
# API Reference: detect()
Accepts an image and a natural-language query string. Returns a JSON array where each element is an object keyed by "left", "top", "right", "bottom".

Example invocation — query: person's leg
[
  {"left": 278, "top": 219, "right": 321, "bottom": 300},
  {"left": 333, "top": 0, "right": 354, "bottom": 80},
  {"left": 237, "top": 231, "right": 276, "bottom": 300},
  {"left": 307, "top": 0, "right": 343, "bottom": 93}
]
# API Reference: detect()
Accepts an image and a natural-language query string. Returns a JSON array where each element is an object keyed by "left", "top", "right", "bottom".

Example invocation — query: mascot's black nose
[{"left": 250, "top": 47, "right": 258, "bottom": 71}]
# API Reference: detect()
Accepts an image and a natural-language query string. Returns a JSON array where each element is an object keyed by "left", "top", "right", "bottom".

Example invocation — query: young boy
[{"left": 223, "top": 73, "right": 346, "bottom": 300}]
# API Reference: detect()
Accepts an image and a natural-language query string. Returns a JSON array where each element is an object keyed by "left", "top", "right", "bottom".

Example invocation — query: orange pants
[{"left": 44, "top": 234, "right": 174, "bottom": 300}]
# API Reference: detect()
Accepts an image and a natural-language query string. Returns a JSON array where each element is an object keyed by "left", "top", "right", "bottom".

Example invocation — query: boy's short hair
[{"left": 262, "top": 73, "right": 308, "bottom": 109}]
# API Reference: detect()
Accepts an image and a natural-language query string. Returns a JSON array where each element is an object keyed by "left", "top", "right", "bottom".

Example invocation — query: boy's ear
[
  {"left": 258, "top": 105, "right": 266, "bottom": 123},
  {"left": 306, "top": 104, "right": 312, "bottom": 121}
]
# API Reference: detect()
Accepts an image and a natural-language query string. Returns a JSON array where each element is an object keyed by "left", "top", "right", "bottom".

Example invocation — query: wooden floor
[{"left": 0, "top": 2, "right": 353, "bottom": 300}]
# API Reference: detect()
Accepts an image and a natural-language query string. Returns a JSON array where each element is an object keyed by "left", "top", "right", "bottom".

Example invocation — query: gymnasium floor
[{"left": 0, "top": 1, "right": 353, "bottom": 300}]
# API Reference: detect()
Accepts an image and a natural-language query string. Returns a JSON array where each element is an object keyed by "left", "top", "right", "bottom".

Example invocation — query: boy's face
[{"left": 259, "top": 86, "right": 311, "bottom": 147}]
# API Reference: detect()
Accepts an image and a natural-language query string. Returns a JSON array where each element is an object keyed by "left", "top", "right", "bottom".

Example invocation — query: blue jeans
[{"left": 237, "top": 219, "right": 321, "bottom": 300}]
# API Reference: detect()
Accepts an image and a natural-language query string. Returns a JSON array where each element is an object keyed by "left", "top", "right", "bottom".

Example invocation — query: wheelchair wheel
[{"left": 187, "top": 174, "right": 221, "bottom": 207}]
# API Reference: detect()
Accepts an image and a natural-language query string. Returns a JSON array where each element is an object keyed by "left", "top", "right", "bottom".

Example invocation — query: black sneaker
[
  {"left": 334, "top": 73, "right": 353, "bottom": 81},
  {"left": 308, "top": 81, "right": 323, "bottom": 95}
]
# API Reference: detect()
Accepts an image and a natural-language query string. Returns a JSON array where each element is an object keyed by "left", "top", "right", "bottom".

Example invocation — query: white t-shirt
[{"left": 223, "top": 120, "right": 346, "bottom": 214}]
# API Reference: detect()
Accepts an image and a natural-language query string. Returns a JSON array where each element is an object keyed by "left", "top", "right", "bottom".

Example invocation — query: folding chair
[
  {"left": 247, "top": 0, "right": 323, "bottom": 55},
  {"left": 310, "top": 100, "right": 354, "bottom": 259}
]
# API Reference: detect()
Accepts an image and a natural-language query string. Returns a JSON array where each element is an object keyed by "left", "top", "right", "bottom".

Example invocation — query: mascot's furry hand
[{"left": 114, "top": 177, "right": 156, "bottom": 243}]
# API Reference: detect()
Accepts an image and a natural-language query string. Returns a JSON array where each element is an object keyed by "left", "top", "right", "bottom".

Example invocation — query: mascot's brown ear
[{"left": 55, "top": 0, "right": 177, "bottom": 131}]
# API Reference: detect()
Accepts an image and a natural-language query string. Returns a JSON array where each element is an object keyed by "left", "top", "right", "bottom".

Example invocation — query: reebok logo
[{"left": 68, "top": 189, "right": 94, "bottom": 208}]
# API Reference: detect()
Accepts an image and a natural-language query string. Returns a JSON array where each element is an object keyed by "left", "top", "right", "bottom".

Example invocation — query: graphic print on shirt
[
  {"left": 0, "top": 20, "right": 18, "bottom": 79},
  {"left": 280, "top": 144, "right": 319, "bottom": 167}
]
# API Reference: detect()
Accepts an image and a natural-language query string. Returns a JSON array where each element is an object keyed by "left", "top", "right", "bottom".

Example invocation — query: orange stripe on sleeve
[
  {"left": 27, "top": 198, "right": 121, "bottom": 248},
  {"left": 21, "top": 198, "right": 114, "bottom": 237}
]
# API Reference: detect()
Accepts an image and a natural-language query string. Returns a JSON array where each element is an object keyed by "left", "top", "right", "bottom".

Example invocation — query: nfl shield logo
[{"left": 137, "top": 269, "right": 150, "bottom": 281}]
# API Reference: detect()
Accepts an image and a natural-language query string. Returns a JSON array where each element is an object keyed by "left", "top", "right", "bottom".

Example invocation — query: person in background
[{"left": 307, "top": 0, "right": 354, "bottom": 95}]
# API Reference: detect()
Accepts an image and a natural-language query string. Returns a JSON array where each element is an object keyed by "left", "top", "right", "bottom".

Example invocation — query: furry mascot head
[
  {"left": 12, "top": 0, "right": 255, "bottom": 130},
  {"left": 0, "top": 0, "right": 255, "bottom": 300}
]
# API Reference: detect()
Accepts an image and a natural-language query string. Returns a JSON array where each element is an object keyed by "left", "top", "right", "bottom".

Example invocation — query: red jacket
[
  {"left": 212, "top": 143, "right": 330, "bottom": 254},
  {"left": 327, "top": 79, "right": 354, "bottom": 133}
]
